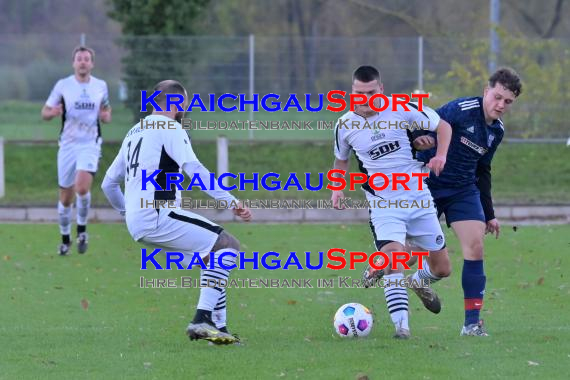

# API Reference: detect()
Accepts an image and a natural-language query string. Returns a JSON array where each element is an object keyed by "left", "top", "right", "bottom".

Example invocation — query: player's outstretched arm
[
  {"left": 182, "top": 160, "right": 252, "bottom": 222},
  {"left": 101, "top": 152, "right": 126, "bottom": 215},
  {"left": 427, "top": 120, "right": 452, "bottom": 176},
  {"left": 232, "top": 201, "right": 252, "bottom": 222},
  {"left": 330, "top": 158, "right": 348, "bottom": 209},
  {"left": 101, "top": 175, "right": 125, "bottom": 215}
]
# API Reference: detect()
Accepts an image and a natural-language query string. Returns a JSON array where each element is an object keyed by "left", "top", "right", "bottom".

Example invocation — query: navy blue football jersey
[{"left": 418, "top": 97, "right": 504, "bottom": 197}]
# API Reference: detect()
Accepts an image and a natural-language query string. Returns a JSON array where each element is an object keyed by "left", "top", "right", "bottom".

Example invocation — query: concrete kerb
[{"left": 0, "top": 205, "right": 569, "bottom": 224}]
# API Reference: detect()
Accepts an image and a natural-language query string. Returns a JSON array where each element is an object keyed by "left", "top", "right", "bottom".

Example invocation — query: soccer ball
[{"left": 333, "top": 303, "right": 373, "bottom": 338}]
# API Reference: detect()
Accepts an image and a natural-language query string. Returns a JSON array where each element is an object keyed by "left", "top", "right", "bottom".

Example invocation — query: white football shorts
[
  {"left": 366, "top": 191, "right": 445, "bottom": 251},
  {"left": 57, "top": 143, "right": 101, "bottom": 188},
  {"left": 138, "top": 208, "right": 223, "bottom": 266}
]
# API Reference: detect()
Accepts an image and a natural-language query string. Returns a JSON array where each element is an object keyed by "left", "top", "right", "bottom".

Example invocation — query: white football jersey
[
  {"left": 45, "top": 75, "right": 110, "bottom": 145},
  {"left": 105, "top": 115, "right": 198, "bottom": 240},
  {"left": 334, "top": 101, "right": 440, "bottom": 199}
]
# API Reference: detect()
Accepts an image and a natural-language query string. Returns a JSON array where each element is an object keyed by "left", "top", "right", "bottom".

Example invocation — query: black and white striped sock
[
  {"left": 196, "top": 249, "right": 235, "bottom": 322},
  {"left": 384, "top": 273, "right": 409, "bottom": 331},
  {"left": 410, "top": 259, "right": 441, "bottom": 286}
]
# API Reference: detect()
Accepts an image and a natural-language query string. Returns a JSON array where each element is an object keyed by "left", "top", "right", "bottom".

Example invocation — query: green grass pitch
[{"left": 1, "top": 223, "right": 569, "bottom": 379}]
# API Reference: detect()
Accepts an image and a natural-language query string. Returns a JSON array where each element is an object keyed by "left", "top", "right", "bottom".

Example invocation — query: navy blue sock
[{"left": 462, "top": 259, "right": 486, "bottom": 326}]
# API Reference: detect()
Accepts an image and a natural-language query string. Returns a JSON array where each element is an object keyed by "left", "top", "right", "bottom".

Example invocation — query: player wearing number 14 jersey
[{"left": 102, "top": 80, "right": 252, "bottom": 345}]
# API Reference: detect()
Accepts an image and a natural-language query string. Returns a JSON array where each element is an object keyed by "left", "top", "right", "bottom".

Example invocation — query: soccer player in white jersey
[
  {"left": 101, "top": 80, "right": 252, "bottom": 345},
  {"left": 331, "top": 66, "right": 452, "bottom": 339},
  {"left": 41, "top": 46, "right": 112, "bottom": 255}
]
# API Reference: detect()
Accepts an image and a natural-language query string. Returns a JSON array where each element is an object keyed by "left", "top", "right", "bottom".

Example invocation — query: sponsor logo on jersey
[
  {"left": 371, "top": 129, "right": 385, "bottom": 141},
  {"left": 460, "top": 136, "right": 487, "bottom": 155},
  {"left": 75, "top": 88, "right": 96, "bottom": 110},
  {"left": 368, "top": 141, "right": 400, "bottom": 160},
  {"left": 75, "top": 101, "right": 96, "bottom": 110}
]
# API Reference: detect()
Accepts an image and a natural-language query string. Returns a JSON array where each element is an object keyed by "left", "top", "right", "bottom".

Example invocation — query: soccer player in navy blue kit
[{"left": 416, "top": 68, "right": 522, "bottom": 336}]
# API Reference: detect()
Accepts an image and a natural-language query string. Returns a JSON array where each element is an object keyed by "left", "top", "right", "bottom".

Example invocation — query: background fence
[{"left": 0, "top": 33, "right": 569, "bottom": 139}]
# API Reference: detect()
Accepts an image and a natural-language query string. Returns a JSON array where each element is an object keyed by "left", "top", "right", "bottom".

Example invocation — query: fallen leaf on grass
[{"left": 80, "top": 299, "right": 89, "bottom": 310}]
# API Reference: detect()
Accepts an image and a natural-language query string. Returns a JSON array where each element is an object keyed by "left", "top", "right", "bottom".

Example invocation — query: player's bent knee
[
  {"left": 434, "top": 261, "right": 452, "bottom": 278},
  {"left": 212, "top": 231, "right": 240, "bottom": 252},
  {"left": 430, "top": 249, "right": 452, "bottom": 278},
  {"left": 466, "top": 240, "right": 484, "bottom": 260},
  {"left": 75, "top": 184, "right": 90, "bottom": 195},
  {"left": 383, "top": 246, "right": 407, "bottom": 274},
  {"left": 218, "top": 249, "right": 237, "bottom": 271}
]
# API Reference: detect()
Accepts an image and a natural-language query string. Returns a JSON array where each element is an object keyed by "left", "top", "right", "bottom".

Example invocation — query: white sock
[
  {"left": 196, "top": 283, "right": 220, "bottom": 312},
  {"left": 384, "top": 273, "right": 409, "bottom": 331},
  {"left": 212, "top": 288, "right": 227, "bottom": 329},
  {"left": 410, "top": 259, "right": 441, "bottom": 286},
  {"left": 57, "top": 201, "right": 72, "bottom": 235},
  {"left": 76, "top": 192, "right": 91, "bottom": 227}
]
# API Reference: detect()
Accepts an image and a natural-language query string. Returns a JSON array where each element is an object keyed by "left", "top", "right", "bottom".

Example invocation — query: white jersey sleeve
[
  {"left": 334, "top": 117, "right": 352, "bottom": 160},
  {"left": 182, "top": 161, "right": 238, "bottom": 205},
  {"left": 163, "top": 127, "right": 198, "bottom": 167},
  {"left": 101, "top": 146, "right": 126, "bottom": 214},
  {"left": 104, "top": 142, "right": 127, "bottom": 184},
  {"left": 406, "top": 102, "right": 440, "bottom": 132},
  {"left": 45, "top": 80, "right": 63, "bottom": 107}
]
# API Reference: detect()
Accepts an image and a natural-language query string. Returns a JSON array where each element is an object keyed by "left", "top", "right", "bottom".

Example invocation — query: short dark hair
[
  {"left": 72, "top": 46, "right": 95, "bottom": 61},
  {"left": 489, "top": 67, "right": 522, "bottom": 97},
  {"left": 153, "top": 80, "right": 187, "bottom": 106},
  {"left": 353, "top": 65, "right": 381, "bottom": 83}
]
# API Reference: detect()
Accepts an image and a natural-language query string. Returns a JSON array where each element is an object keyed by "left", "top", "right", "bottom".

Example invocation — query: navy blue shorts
[{"left": 433, "top": 188, "right": 485, "bottom": 227}]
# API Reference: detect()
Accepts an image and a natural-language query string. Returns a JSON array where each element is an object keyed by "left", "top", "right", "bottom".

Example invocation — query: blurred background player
[
  {"left": 41, "top": 46, "right": 112, "bottom": 255},
  {"left": 102, "top": 80, "right": 252, "bottom": 345},
  {"left": 415, "top": 67, "right": 523, "bottom": 336},
  {"left": 331, "top": 65, "right": 452, "bottom": 339}
]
